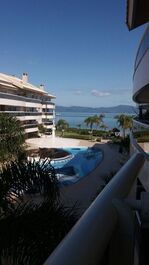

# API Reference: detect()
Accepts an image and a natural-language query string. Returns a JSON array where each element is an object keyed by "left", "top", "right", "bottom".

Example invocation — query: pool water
[{"left": 51, "top": 147, "right": 103, "bottom": 185}]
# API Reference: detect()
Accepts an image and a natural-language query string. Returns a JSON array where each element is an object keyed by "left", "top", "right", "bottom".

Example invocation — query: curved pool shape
[{"left": 51, "top": 147, "right": 103, "bottom": 186}]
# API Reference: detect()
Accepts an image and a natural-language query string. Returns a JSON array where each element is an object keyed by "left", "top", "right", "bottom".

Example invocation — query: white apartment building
[{"left": 0, "top": 72, "right": 56, "bottom": 137}]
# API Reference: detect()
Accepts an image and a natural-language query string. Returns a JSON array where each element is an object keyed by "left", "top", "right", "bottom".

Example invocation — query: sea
[{"left": 55, "top": 112, "right": 130, "bottom": 130}]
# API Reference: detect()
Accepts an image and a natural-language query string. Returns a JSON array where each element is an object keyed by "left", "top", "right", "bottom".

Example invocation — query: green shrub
[
  {"left": 0, "top": 160, "right": 78, "bottom": 265},
  {"left": 63, "top": 134, "right": 91, "bottom": 140},
  {"left": 96, "top": 137, "right": 101, "bottom": 142}
]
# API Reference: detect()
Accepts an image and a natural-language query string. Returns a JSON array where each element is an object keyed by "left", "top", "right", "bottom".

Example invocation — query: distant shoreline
[
  {"left": 55, "top": 112, "right": 134, "bottom": 129},
  {"left": 56, "top": 105, "right": 136, "bottom": 114}
]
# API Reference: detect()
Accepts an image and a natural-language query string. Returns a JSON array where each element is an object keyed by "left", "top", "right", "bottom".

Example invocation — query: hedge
[{"left": 62, "top": 134, "right": 91, "bottom": 140}]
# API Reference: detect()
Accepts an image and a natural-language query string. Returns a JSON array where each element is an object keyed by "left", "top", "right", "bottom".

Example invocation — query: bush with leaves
[
  {"left": 0, "top": 160, "right": 78, "bottom": 265},
  {"left": 0, "top": 113, "right": 25, "bottom": 164}
]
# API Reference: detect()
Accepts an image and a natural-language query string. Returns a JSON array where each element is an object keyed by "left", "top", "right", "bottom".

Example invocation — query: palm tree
[
  {"left": 96, "top": 114, "right": 104, "bottom": 128},
  {"left": 0, "top": 159, "right": 78, "bottom": 265},
  {"left": 0, "top": 113, "right": 25, "bottom": 164},
  {"left": 56, "top": 119, "right": 69, "bottom": 136},
  {"left": 77, "top": 124, "right": 81, "bottom": 134},
  {"left": 84, "top": 114, "right": 104, "bottom": 131},
  {"left": 100, "top": 123, "right": 108, "bottom": 131},
  {"left": 115, "top": 114, "right": 133, "bottom": 138}
]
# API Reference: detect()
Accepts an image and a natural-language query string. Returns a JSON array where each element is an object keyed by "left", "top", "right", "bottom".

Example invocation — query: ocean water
[{"left": 55, "top": 112, "right": 124, "bottom": 129}]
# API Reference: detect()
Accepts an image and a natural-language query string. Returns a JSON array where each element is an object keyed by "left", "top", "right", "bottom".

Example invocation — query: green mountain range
[{"left": 56, "top": 105, "right": 136, "bottom": 114}]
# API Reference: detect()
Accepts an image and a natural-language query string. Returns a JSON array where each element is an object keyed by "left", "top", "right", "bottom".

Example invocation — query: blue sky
[{"left": 0, "top": 0, "right": 145, "bottom": 107}]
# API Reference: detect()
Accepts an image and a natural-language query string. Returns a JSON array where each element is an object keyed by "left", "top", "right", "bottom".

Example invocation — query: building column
[
  {"left": 52, "top": 127, "right": 55, "bottom": 138},
  {"left": 52, "top": 109, "right": 56, "bottom": 138}
]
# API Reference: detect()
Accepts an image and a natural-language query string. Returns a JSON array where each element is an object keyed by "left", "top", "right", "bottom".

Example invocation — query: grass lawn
[{"left": 55, "top": 130, "right": 101, "bottom": 141}]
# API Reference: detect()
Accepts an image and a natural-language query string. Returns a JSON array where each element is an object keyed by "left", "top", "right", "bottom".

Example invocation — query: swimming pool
[{"left": 51, "top": 147, "right": 103, "bottom": 185}]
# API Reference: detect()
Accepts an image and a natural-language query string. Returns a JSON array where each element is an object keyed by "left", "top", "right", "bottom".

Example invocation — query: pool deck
[
  {"left": 26, "top": 136, "right": 82, "bottom": 149},
  {"left": 26, "top": 136, "right": 128, "bottom": 215}
]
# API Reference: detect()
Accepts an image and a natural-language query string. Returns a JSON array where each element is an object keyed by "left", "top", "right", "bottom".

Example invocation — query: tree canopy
[
  {"left": 0, "top": 113, "right": 25, "bottom": 163},
  {"left": 115, "top": 114, "right": 133, "bottom": 138},
  {"left": 0, "top": 159, "right": 78, "bottom": 264},
  {"left": 84, "top": 114, "right": 104, "bottom": 130},
  {"left": 56, "top": 119, "right": 69, "bottom": 136}
]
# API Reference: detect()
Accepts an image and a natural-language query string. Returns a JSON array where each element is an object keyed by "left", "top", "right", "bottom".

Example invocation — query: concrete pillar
[{"left": 52, "top": 127, "right": 55, "bottom": 138}]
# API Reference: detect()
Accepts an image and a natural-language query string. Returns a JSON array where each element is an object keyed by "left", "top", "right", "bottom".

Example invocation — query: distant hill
[{"left": 56, "top": 105, "right": 137, "bottom": 114}]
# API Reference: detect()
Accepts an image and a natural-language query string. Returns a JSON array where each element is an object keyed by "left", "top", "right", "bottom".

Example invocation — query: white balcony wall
[
  {"left": 0, "top": 98, "right": 26, "bottom": 107},
  {"left": 42, "top": 104, "right": 55, "bottom": 109},
  {"left": 44, "top": 125, "right": 53, "bottom": 129},
  {"left": 25, "top": 102, "right": 41, "bottom": 108},
  {"left": 25, "top": 127, "right": 38, "bottom": 133},
  {"left": 133, "top": 50, "right": 149, "bottom": 101},
  {"left": 17, "top": 115, "right": 42, "bottom": 123},
  {"left": 0, "top": 97, "right": 42, "bottom": 109},
  {"left": 42, "top": 114, "right": 54, "bottom": 119}
]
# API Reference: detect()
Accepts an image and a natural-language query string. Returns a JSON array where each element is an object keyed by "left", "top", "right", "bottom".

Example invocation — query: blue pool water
[{"left": 51, "top": 147, "right": 103, "bottom": 186}]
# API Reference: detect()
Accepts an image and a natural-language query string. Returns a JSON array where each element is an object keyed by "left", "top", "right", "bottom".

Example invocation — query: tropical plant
[
  {"left": 100, "top": 123, "right": 108, "bottom": 131},
  {"left": 84, "top": 114, "right": 104, "bottom": 131},
  {"left": 115, "top": 114, "right": 133, "bottom": 138},
  {"left": 0, "top": 113, "right": 25, "bottom": 163},
  {"left": 0, "top": 159, "right": 58, "bottom": 212},
  {"left": 56, "top": 119, "right": 69, "bottom": 136},
  {"left": 77, "top": 124, "right": 81, "bottom": 134},
  {"left": 38, "top": 123, "right": 46, "bottom": 134},
  {"left": 0, "top": 159, "right": 78, "bottom": 265}
]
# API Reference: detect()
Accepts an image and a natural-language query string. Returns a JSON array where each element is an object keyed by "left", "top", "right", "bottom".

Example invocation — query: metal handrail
[
  {"left": 133, "top": 118, "right": 149, "bottom": 129},
  {"left": 44, "top": 153, "right": 145, "bottom": 265},
  {"left": 130, "top": 133, "right": 149, "bottom": 161}
]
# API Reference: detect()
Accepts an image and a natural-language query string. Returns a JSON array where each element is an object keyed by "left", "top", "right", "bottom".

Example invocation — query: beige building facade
[{"left": 0, "top": 72, "right": 56, "bottom": 137}]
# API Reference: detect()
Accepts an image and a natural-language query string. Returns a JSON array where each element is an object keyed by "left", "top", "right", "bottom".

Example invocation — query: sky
[{"left": 0, "top": 0, "right": 146, "bottom": 107}]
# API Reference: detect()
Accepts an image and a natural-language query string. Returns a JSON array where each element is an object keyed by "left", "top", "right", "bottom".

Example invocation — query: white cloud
[
  {"left": 74, "top": 90, "right": 82, "bottom": 95},
  {"left": 91, "top": 90, "right": 111, "bottom": 97}
]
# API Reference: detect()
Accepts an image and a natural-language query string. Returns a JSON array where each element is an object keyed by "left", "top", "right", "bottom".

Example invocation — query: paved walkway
[
  {"left": 26, "top": 136, "right": 126, "bottom": 215},
  {"left": 60, "top": 141, "right": 124, "bottom": 214},
  {"left": 26, "top": 136, "right": 81, "bottom": 149}
]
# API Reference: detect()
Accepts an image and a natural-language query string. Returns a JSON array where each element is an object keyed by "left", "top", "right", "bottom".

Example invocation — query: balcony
[
  {"left": 43, "top": 121, "right": 53, "bottom": 125},
  {"left": 0, "top": 91, "right": 41, "bottom": 103},
  {"left": 133, "top": 117, "right": 149, "bottom": 129},
  {"left": 0, "top": 111, "right": 42, "bottom": 116},
  {"left": 23, "top": 123, "right": 38, "bottom": 129},
  {"left": 0, "top": 111, "right": 43, "bottom": 122},
  {"left": 42, "top": 103, "right": 55, "bottom": 109},
  {"left": 42, "top": 113, "right": 54, "bottom": 119},
  {"left": 42, "top": 101, "right": 55, "bottom": 105},
  {"left": 133, "top": 26, "right": 149, "bottom": 103},
  {"left": 42, "top": 147, "right": 149, "bottom": 265},
  {"left": 25, "top": 127, "right": 38, "bottom": 133},
  {"left": 22, "top": 121, "right": 38, "bottom": 133},
  {"left": 132, "top": 105, "right": 149, "bottom": 129}
]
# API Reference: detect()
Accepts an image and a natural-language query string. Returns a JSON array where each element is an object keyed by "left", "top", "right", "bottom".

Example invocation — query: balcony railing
[
  {"left": 0, "top": 92, "right": 55, "bottom": 106},
  {"left": 43, "top": 121, "right": 53, "bottom": 125},
  {"left": 43, "top": 152, "right": 145, "bottom": 265},
  {"left": 0, "top": 91, "right": 41, "bottom": 103},
  {"left": 133, "top": 118, "right": 149, "bottom": 130},
  {"left": 23, "top": 124, "right": 38, "bottom": 129},
  {"left": 42, "top": 101, "right": 55, "bottom": 105},
  {"left": 42, "top": 112, "right": 53, "bottom": 115},
  {"left": 0, "top": 111, "right": 42, "bottom": 116}
]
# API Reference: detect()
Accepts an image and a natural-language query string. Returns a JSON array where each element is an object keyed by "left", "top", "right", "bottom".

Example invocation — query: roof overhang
[
  {"left": 126, "top": 0, "right": 149, "bottom": 30},
  {"left": 133, "top": 84, "right": 149, "bottom": 103}
]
